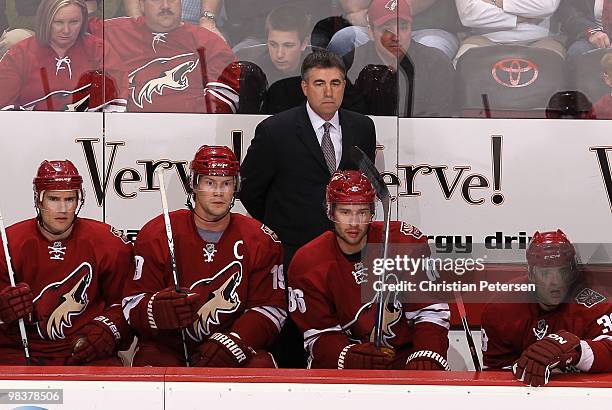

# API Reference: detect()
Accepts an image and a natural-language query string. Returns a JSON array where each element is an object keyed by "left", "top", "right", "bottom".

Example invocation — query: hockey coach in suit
[
  {"left": 240, "top": 50, "right": 376, "bottom": 367},
  {"left": 241, "top": 50, "right": 376, "bottom": 268}
]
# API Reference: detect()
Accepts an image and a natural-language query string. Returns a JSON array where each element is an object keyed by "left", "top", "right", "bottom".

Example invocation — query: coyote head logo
[
  {"left": 187, "top": 261, "right": 242, "bottom": 342},
  {"left": 33, "top": 262, "right": 93, "bottom": 340},
  {"left": 128, "top": 53, "right": 199, "bottom": 108}
]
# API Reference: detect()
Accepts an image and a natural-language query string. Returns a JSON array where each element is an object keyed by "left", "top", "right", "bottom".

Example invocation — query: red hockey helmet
[
  {"left": 326, "top": 171, "right": 376, "bottom": 221},
  {"left": 527, "top": 230, "right": 576, "bottom": 268},
  {"left": 33, "top": 160, "right": 83, "bottom": 194},
  {"left": 190, "top": 145, "right": 240, "bottom": 191}
]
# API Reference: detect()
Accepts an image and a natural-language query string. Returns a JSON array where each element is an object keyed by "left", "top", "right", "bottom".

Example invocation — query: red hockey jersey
[
  {"left": 592, "top": 94, "right": 612, "bottom": 120},
  {"left": 0, "top": 218, "right": 134, "bottom": 359},
  {"left": 103, "top": 17, "right": 239, "bottom": 113},
  {"left": 123, "top": 210, "right": 286, "bottom": 353},
  {"left": 288, "top": 221, "right": 450, "bottom": 369},
  {"left": 0, "top": 34, "right": 126, "bottom": 111},
  {"left": 481, "top": 287, "right": 612, "bottom": 373}
]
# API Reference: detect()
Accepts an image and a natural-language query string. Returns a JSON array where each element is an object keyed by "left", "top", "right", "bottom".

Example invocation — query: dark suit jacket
[{"left": 240, "top": 103, "right": 376, "bottom": 248}]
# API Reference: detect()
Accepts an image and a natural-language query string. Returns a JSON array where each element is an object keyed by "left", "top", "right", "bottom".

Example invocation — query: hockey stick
[
  {"left": 350, "top": 146, "right": 391, "bottom": 349},
  {"left": 0, "top": 205, "right": 31, "bottom": 365},
  {"left": 454, "top": 290, "right": 481, "bottom": 371},
  {"left": 156, "top": 168, "right": 191, "bottom": 367}
]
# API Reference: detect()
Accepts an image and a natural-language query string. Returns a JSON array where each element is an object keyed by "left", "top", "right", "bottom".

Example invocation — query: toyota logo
[{"left": 491, "top": 58, "right": 539, "bottom": 88}]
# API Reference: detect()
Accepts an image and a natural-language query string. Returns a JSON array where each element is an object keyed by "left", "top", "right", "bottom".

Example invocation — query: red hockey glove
[
  {"left": 191, "top": 332, "right": 255, "bottom": 368},
  {"left": 0, "top": 283, "right": 33, "bottom": 324},
  {"left": 66, "top": 315, "right": 122, "bottom": 365},
  {"left": 512, "top": 330, "right": 581, "bottom": 387},
  {"left": 338, "top": 343, "right": 394, "bottom": 370},
  {"left": 147, "top": 287, "right": 202, "bottom": 330},
  {"left": 405, "top": 350, "right": 451, "bottom": 371}
]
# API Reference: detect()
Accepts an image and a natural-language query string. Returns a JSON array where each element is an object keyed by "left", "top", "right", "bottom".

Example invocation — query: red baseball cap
[{"left": 368, "top": 0, "right": 412, "bottom": 26}]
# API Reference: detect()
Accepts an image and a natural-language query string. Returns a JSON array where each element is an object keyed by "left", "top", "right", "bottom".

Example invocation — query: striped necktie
[{"left": 321, "top": 122, "right": 336, "bottom": 174}]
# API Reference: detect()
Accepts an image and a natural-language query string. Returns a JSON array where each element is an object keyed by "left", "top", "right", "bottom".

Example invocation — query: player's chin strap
[
  {"left": 35, "top": 191, "right": 84, "bottom": 238},
  {"left": 186, "top": 192, "right": 235, "bottom": 223}
]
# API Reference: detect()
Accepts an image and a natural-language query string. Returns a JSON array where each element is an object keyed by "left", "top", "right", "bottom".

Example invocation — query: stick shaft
[
  {"left": 454, "top": 290, "right": 481, "bottom": 371},
  {"left": 0, "top": 206, "right": 31, "bottom": 365},
  {"left": 156, "top": 169, "right": 191, "bottom": 367}
]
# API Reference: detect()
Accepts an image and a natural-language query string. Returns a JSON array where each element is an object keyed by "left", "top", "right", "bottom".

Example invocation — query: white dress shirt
[{"left": 306, "top": 102, "right": 342, "bottom": 169}]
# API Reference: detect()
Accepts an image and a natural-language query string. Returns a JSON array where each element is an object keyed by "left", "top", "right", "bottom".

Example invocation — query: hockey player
[
  {"left": 122, "top": 145, "right": 286, "bottom": 367},
  {"left": 288, "top": 170, "right": 450, "bottom": 370},
  {"left": 103, "top": 0, "right": 240, "bottom": 113},
  {"left": 481, "top": 230, "right": 612, "bottom": 386},
  {"left": 0, "top": 160, "right": 134, "bottom": 365}
]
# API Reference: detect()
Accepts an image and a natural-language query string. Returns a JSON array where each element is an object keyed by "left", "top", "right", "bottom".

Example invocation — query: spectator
[
  {"left": 329, "top": 0, "right": 461, "bottom": 60},
  {"left": 592, "top": 52, "right": 612, "bottom": 118},
  {"left": 454, "top": 0, "right": 565, "bottom": 62},
  {"left": 193, "top": 0, "right": 332, "bottom": 52},
  {"left": 0, "top": 0, "right": 126, "bottom": 111},
  {"left": 104, "top": 0, "right": 239, "bottom": 113},
  {"left": 558, "top": 0, "right": 612, "bottom": 58},
  {"left": 346, "top": 0, "right": 455, "bottom": 117}
]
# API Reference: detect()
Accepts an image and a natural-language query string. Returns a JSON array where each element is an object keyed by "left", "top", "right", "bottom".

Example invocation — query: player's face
[
  {"left": 370, "top": 18, "right": 412, "bottom": 62},
  {"left": 140, "top": 0, "right": 181, "bottom": 32},
  {"left": 333, "top": 204, "right": 372, "bottom": 253},
  {"left": 301, "top": 67, "right": 346, "bottom": 121},
  {"left": 49, "top": 4, "right": 83, "bottom": 52},
  {"left": 193, "top": 175, "right": 235, "bottom": 219},
  {"left": 532, "top": 265, "right": 573, "bottom": 310},
  {"left": 267, "top": 30, "right": 307, "bottom": 73},
  {"left": 38, "top": 190, "right": 78, "bottom": 236}
]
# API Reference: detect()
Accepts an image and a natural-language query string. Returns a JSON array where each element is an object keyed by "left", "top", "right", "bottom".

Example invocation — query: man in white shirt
[{"left": 454, "top": 0, "right": 565, "bottom": 62}]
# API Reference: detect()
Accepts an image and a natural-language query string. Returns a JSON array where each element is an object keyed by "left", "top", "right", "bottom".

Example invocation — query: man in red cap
[
  {"left": 288, "top": 170, "right": 450, "bottom": 370},
  {"left": 346, "top": 0, "right": 455, "bottom": 117},
  {"left": 0, "top": 159, "right": 134, "bottom": 365},
  {"left": 122, "top": 145, "right": 286, "bottom": 367},
  {"left": 481, "top": 230, "right": 612, "bottom": 386}
]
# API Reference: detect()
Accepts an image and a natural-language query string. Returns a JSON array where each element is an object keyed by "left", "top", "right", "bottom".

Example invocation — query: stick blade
[{"left": 350, "top": 146, "right": 390, "bottom": 201}]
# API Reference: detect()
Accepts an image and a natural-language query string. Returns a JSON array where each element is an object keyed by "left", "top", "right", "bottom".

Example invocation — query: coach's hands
[{"left": 512, "top": 330, "right": 581, "bottom": 387}]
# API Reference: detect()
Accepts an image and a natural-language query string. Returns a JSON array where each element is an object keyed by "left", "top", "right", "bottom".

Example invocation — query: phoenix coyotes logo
[
  {"left": 33, "top": 262, "right": 93, "bottom": 340},
  {"left": 187, "top": 261, "right": 243, "bottom": 342},
  {"left": 128, "top": 53, "right": 199, "bottom": 108}
]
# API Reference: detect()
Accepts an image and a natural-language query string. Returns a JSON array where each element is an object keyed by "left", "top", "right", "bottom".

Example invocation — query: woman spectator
[
  {"left": 0, "top": 0, "right": 125, "bottom": 111},
  {"left": 558, "top": 0, "right": 612, "bottom": 58}
]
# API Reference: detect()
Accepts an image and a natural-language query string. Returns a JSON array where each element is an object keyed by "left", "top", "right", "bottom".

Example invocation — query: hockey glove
[
  {"left": 512, "top": 330, "right": 581, "bottom": 387},
  {"left": 147, "top": 287, "right": 202, "bottom": 330},
  {"left": 66, "top": 315, "right": 122, "bottom": 365},
  {"left": 338, "top": 342, "right": 394, "bottom": 370},
  {"left": 191, "top": 332, "right": 255, "bottom": 367},
  {"left": 0, "top": 283, "right": 33, "bottom": 324},
  {"left": 405, "top": 350, "right": 451, "bottom": 371}
]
